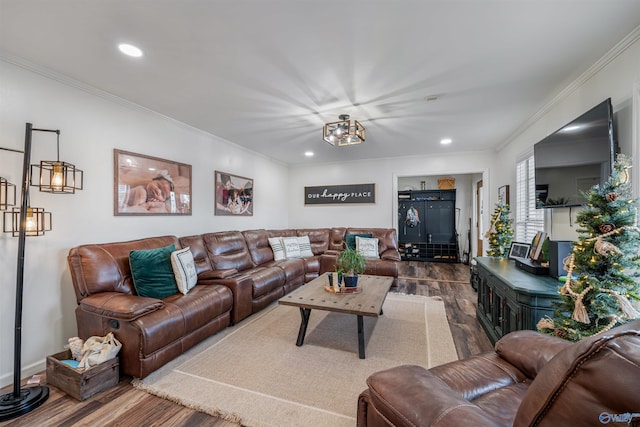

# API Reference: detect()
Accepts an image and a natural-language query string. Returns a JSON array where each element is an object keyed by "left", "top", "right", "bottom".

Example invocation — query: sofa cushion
[
  {"left": 130, "top": 244, "right": 179, "bottom": 299},
  {"left": 346, "top": 232, "right": 373, "bottom": 250},
  {"left": 243, "top": 229, "right": 276, "bottom": 265},
  {"left": 204, "top": 231, "right": 254, "bottom": 271},
  {"left": 296, "top": 228, "right": 330, "bottom": 254},
  {"left": 268, "top": 237, "right": 286, "bottom": 261},
  {"left": 297, "top": 235, "right": 314, "bottom": 257},
  {"left": 282, "top": 236, "right": 302, "bottom": 259},
  {"left": 163, "top": 284, "right": 233, "bottom": 332},
  {"left": 68, "top": 235, "right": 180, "bottom": 300},
  {"left": 356, "top": 236, "right": 379, "bottom": 259},
  {"left": 179, "top": 235, "right": 214, "bottom": 274},
  {"left": 245, "top": 266, "right": 286, "bottom": 298},
  {"left": 171, "top": 247, "right": 198, "bottom": 294}
]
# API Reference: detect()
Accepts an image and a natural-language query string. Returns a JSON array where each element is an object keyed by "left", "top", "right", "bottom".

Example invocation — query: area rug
[{"left": 133, "top": 293, "right": 457, "bottom": 426}]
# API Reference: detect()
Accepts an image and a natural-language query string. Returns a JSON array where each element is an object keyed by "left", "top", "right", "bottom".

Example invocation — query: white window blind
[{"left": 516, "top": 155, "right": 544, "bottom": 243}]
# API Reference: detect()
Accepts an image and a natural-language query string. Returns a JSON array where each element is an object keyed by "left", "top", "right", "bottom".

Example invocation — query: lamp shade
[
  {"left": 1, "top": 177, "right": 16, "bottom": 210},
  {"left": 30, "top": 161, "right": 83, "bottom": 193},
  {"left": 3, "top": 206, "right": 52, "bottom": 237}
]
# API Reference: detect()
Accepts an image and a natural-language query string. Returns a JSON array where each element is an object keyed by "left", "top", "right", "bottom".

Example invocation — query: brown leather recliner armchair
[{"left": 358, "top": 319, "right": 640, "bottom": 426}]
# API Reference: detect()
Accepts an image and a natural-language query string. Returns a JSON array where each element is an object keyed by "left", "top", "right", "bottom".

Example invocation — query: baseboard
[{"left": 0, "top": 359, "right": 46, "bottom": 389}]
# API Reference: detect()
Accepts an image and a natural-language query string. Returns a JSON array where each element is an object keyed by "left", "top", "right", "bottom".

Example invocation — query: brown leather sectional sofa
[
  {"left": 357, "top": 319, "right": 640, "bottom": 426},
  {"left": 68, "top": 227, "right": 400, "bottom": 378}
]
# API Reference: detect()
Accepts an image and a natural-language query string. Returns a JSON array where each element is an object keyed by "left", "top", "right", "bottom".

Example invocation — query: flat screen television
[{"left": 534, "top": 98, "right": 616, "bottom": 208}]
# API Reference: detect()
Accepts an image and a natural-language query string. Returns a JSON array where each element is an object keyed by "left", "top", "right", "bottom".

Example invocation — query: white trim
[
  {"left": 633, "top": 78, "right": 640, "bottom": 199},
  {"left": 0, "top": 51, "right": 287, "bottom": 167}
]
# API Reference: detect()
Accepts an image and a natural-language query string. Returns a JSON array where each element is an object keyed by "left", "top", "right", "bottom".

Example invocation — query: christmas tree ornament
[
  {"left": 598, "top": 223, "right": 615, "bottom": 234},
  {"left": 605, "top": 192, "right": 618, "bottom": 202},
  {"left": 593, "top": 237, "right": 622, "bottom": 256}
]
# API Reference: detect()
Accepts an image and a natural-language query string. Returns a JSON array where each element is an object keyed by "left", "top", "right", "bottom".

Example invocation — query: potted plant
[{"left": 337, "top": 248, "right": 366, "bottom": 287}]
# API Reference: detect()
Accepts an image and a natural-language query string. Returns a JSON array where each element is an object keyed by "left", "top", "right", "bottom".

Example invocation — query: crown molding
[
  {"left": 497, "top": 25, "right": 640, "bottom": 151},
  {"left": 0, "top": 50, "right": 287, "bottom": 167}
]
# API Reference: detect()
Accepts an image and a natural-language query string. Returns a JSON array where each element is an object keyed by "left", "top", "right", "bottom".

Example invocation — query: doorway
[{"left": 476, "top": 179, "right": 483, "bottom": 256}]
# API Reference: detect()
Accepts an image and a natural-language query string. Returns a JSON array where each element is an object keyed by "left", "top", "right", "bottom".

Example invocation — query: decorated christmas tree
[
  {"left": 538, "top": 154, "right": 640, "bottom": 341},
  {"left": 485, "top": 202, "right": 514, "bottom": 258}
]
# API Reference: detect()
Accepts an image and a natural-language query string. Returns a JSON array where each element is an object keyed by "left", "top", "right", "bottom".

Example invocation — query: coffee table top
[{"left": 278, "top": 273, "right": 393, "bottom": 317}]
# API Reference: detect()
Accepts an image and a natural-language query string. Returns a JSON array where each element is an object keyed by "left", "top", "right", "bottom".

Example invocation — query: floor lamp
[{"left": 0, "top": 123, "right": 83, "bottom": 421}]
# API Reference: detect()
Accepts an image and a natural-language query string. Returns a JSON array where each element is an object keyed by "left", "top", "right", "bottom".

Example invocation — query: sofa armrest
[
  {"left": 495, "top": 330, "right": 572, "bottom": 379},
  {"left": 203, "top": 275, "right": 254, "bottom": 324},
  {"left": 79, "top": 292, "right": 164, "bottom": 321},
  {"left": 323, "top": 249, "right": 342, "bottom": 256},
  {"left": 198, "top": 269, "right": 239, "bottom": 280},
  {"left": 359, "top": 364, "right": 499, "bottom": 427},
  {"left": 380, "top": 248, "right": 401, "bottom": 261}
]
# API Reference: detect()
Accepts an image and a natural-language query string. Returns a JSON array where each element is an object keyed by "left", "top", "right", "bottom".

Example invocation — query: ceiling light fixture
[
  {"left": 118, "top": 43, "right": 143, "bottom": 58},
  {"left": 323, "top": 114, "right": 365, "bottom": 147},
  {"left": 440, "top": 138, "right": 453, "bottom": 145},
  {"left": 304, "top": 151, "right": 314, "bottom": 157}
]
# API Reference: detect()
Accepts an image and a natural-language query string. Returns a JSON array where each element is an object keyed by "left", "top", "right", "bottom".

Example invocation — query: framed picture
[
  {"left": 498, "top": 185, "right": 510, "bottom": 205},
  {"left": 508, "top": 242, "right": 531, "bottom": 260},
  {"left": 114, "top": 149, "right": 192, "bottom": 216},
  {"left": 215, "top": 171, "right": 253, "bottom": 216}
]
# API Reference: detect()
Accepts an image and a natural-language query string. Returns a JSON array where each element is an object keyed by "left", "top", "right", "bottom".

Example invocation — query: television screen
[{"left": 534, "top": 98, "right": 615, "bottom": 208}]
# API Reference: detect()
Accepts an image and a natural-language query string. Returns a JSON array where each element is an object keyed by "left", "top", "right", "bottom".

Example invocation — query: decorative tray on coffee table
[{"left": 324, "top": 285, "right": 362, "bottom": 294}]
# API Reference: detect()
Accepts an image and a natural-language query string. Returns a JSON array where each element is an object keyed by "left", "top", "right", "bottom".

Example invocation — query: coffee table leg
[
  {"left": 297, "top": 308, "right": 311, "bottom": 346},
  {"left": 357, "top": 315, "right": 365, "bottom": 359}
]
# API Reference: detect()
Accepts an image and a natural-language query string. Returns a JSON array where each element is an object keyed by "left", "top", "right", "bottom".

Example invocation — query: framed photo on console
[{"left": 508, "top": 242, "right": 531, "bottom": 260}]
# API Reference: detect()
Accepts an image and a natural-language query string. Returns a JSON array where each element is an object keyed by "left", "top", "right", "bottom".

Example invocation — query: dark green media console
[{"left": 472, "top": 257, "right": 562, "bottom": 344}]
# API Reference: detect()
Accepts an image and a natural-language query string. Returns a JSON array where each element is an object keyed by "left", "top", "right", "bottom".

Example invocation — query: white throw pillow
[
  {"left": 170, "top": 247, "right": 198, "bottom": 294},
  {"left": 281, "top": 236, "right": 302, "bottom": 259},
  {"left": 268, "top": 237, "right": 286, "bottom": 261},
  {"left": 297, "top": 235, "right": 314, "bottom": 258},
  {"left": 356, "top": 236, "right": 380, "bottom": 259}
]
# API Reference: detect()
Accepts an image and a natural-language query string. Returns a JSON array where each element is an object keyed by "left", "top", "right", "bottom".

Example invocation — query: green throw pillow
[
  {"left": 345, "top": 233, "right": 373, "bottom": 250},
  {"left": 130, "top": 244, "right": 179, "bottom": 299}
]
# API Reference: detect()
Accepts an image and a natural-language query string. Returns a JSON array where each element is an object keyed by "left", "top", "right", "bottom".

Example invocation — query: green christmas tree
[
  {"left": 485, "top": 202, "right": 514, "bottom": 258},
  {"left": 538, "top": 154, "right": 640, "bottom": 341}
]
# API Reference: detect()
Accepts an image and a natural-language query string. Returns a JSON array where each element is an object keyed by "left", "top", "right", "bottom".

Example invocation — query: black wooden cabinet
[
  {"left": 474, "top": 257, "right": 562, "bottom": 344},
  {"left": 398, "top": 190, "right": 458, "bottom": 262}
]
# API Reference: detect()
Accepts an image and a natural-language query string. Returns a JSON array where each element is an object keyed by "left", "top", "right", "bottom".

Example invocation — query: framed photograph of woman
[
  {"left": 114, "top": 149, "right": 192, "bottom": 215},
  {"left": 215, "top": 171, "right": 253, "bottom": 216}
]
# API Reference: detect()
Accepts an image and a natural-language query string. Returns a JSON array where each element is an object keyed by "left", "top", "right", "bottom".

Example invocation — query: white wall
[
  {"left": 0, "top": 60, "right": 289, "bottom": 387},
  {"left": 287, "top": 153, "right": 494, "bottom": 257},
  {"left": 494, "top": 34, "right": 640, "bottom": 242}
]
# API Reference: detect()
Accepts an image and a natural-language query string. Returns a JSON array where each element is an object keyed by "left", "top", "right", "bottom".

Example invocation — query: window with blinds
[{"left": 516, "top": 155, "right": 544, "bottom": 243}]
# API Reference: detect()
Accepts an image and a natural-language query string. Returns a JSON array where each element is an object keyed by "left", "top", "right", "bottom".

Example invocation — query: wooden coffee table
[{"left": 278, "top": 273, "right": 393, "bottom": 359}]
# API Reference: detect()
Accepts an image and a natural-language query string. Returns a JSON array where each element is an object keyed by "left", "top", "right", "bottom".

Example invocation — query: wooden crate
[{"left": 46, "top": 349, "right": 119, "bottom": 401}]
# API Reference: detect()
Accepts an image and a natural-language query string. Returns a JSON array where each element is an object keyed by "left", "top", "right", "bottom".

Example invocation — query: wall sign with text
[{"left": 304, "top": 183, "right": 375, "bottom": 205}]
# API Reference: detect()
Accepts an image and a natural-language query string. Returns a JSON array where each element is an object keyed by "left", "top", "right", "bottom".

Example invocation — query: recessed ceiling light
[
  {"left": 440, "top": 138, "right": 452, "bottom": 145},
  {"left": 305, "top": 151, "right": 314, "bottom": 157},
  {"left": 118, "top": 43, "right": 143, "bottom": 58}
]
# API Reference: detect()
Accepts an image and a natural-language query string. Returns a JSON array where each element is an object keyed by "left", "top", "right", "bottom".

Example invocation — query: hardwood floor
[{"left": 0, "top": 261, "right": 492, "bottom": 427}]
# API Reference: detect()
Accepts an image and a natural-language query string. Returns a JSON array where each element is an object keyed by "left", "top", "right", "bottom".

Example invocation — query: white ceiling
[{"left": 1, "top": 0, "right": 639, "bottom": 165}]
